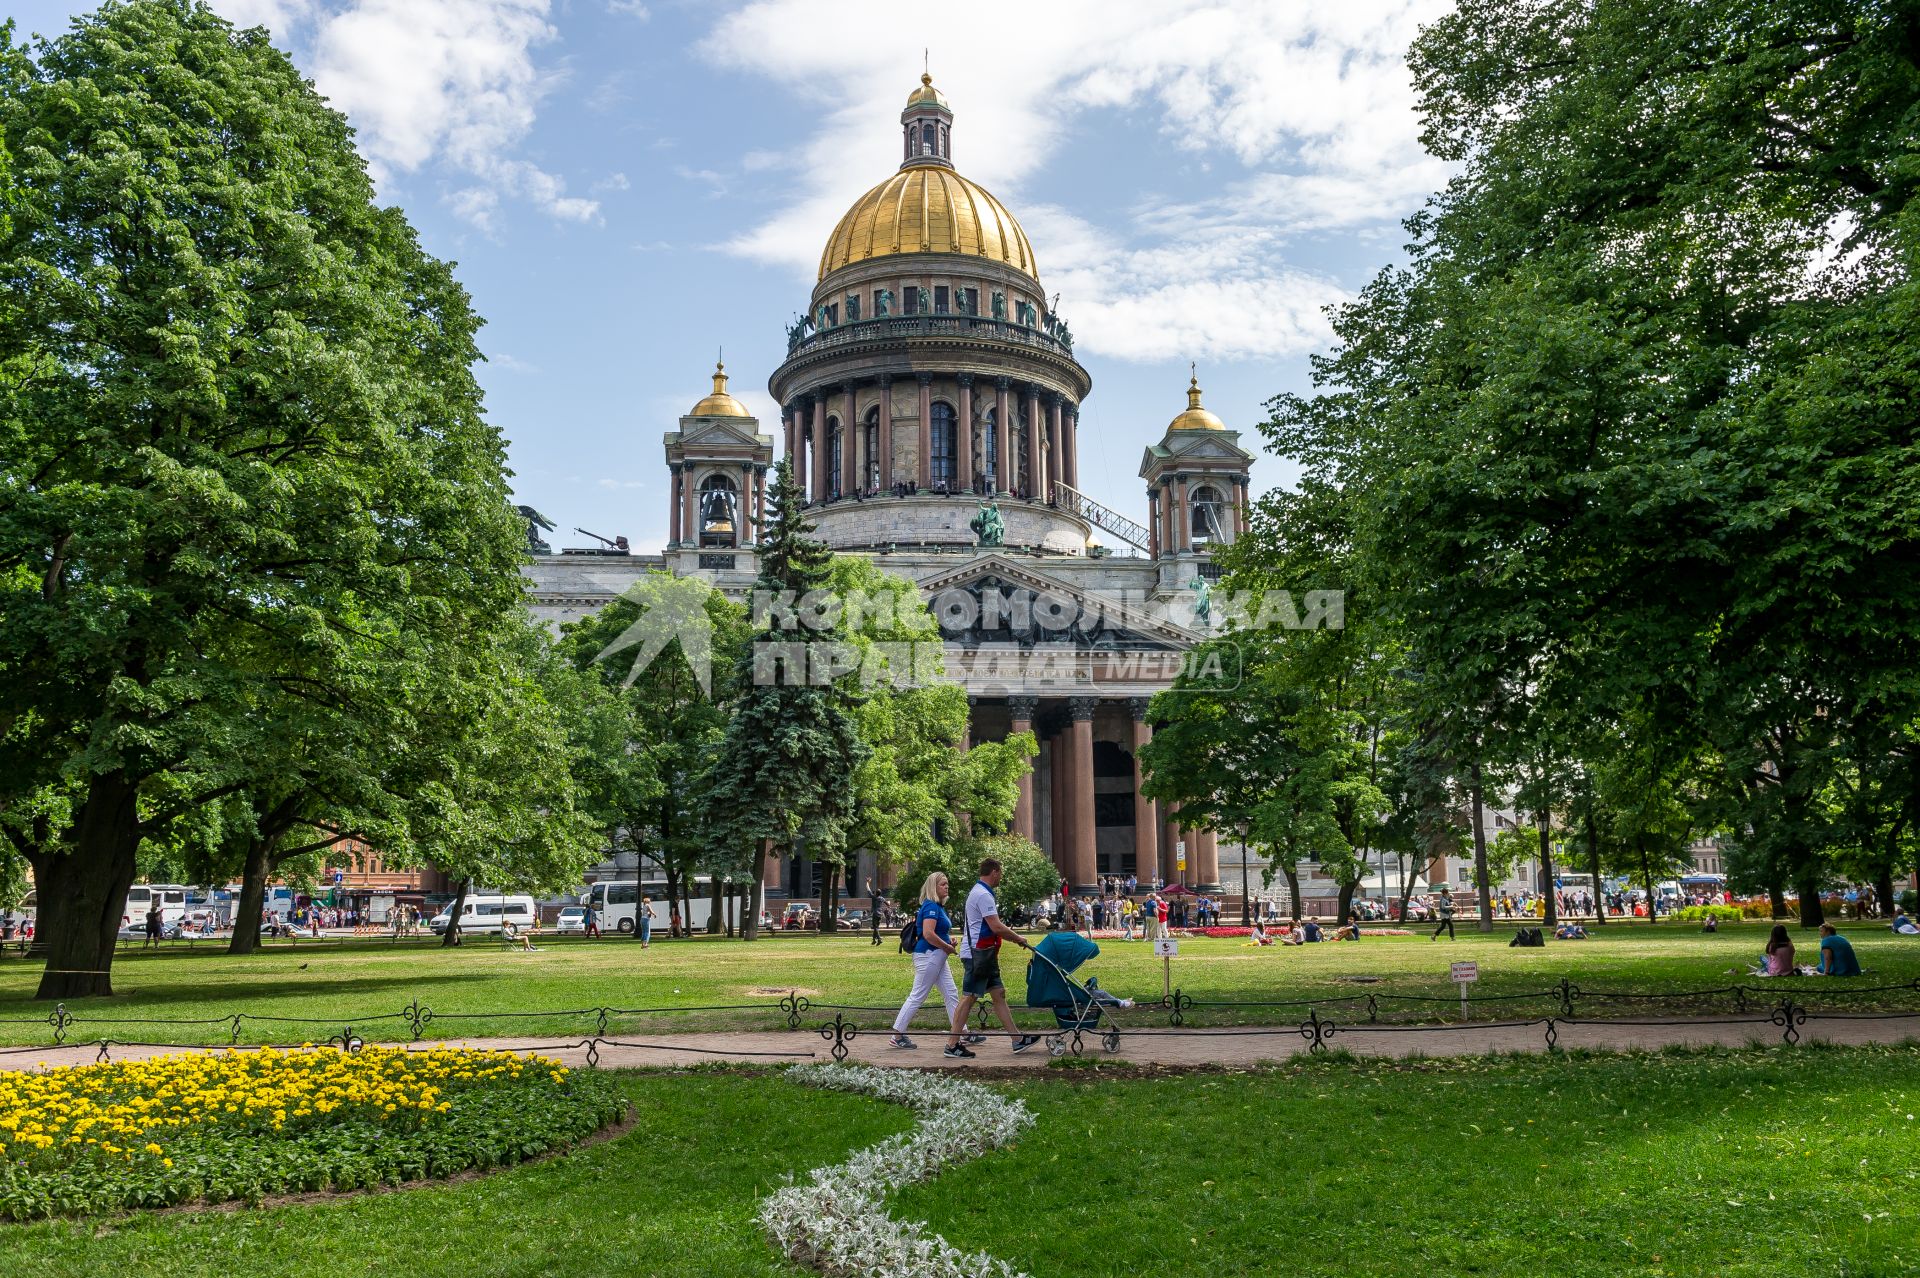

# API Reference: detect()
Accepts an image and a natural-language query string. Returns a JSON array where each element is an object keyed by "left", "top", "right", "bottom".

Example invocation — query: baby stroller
[{"left": 1024, "top": 931, "right": 1129, "bottom": 1056}]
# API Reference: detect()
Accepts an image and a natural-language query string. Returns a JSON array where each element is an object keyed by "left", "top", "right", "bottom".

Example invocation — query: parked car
[{"left": 554, "top": 906, "right": 589, "bottom": 935}]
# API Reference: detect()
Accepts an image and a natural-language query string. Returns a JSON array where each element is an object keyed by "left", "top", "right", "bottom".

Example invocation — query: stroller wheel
[
  {"left": 1102, "top": 1029, "right": 1121, "bottom": 1054},
  {"left": 1046, "top": 1035, "right": 1067, "bottom": 1057}
]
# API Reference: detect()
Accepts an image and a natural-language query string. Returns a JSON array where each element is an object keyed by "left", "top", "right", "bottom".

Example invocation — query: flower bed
[
  {"left": 0, "top": 1046, "right": 625, "bottom": 1220},
  {"left": 761, "top": 1064, "right": 1034, "bottom": 1278}
]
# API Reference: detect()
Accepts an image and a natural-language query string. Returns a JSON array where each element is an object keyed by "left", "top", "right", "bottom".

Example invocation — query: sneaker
[
  {"left": 943, "top": 1044, "right": 976, "bottom": 1059},
  {"left": 889, "top": 1034, "right": 916, "bottom": 1050},
  {"left": 1010, "top": 1035, "right": 1042, "bottom": 1055},
  {"left": 963, "top": 1033, "right": 987, "bottom": 1045}
]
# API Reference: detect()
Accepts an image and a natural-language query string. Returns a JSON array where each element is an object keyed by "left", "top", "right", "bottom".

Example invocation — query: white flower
[{"left": 758, "top": 1065, "right": 1036, "bottom": 1278}]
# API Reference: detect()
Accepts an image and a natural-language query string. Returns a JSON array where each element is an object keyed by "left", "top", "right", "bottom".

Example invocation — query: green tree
[
  {"left": 0, "top": 1, "right": 535, "bottom": 995},
  {"left": 895, "top": 835, "right": 1054, "bottom": 918},
  {"left": 553, "top": 572, "right": 750, "bottom": 936},
  {"left": 703, "top": 459, "right": 866, "bottom": 940}
]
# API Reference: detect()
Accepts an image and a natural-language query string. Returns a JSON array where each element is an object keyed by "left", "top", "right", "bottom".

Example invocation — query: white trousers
[{"left": 893, "top": 949, "right": 959, "bottom": 1032}]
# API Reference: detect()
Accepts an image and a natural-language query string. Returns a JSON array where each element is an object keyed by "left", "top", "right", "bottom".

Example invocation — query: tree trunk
[
  {"left": 1795, "top": 872, "right": 1826, "bottom": 929},
  {"left": 440, "top": 878, "right": 471, "bottom": 947},
  {"left": 1768, "top": 881, "right": 1787, "bottom": 920},
  {"left": 743, "top": 841, "right": 766, "bottom": 941},
  {"left": 32, "top": 770, "right": 142, "bottom": 1000},
  {"left": 1282, "top": 864, "right": 1302, "bottom": 919},
  {"left": 1874, "top": 868, "right": 1896, "bottom": 920},
  {"left": 1584, "top": 806, "right": 1606, "bottom": 927},
  {"left": 664, "top": 867, "right": 681, "bottom": 938},
  {"left": 707, "top": 875, "right": 723, "bottom": 934},
  {"left": 1335, "top": 880, "right": 1356, "bottom": 923},
  {"left": 1470, "top": 763, "right": 1493, "bottom": 932},
  {"left": 226, "top": 838, "right": 272, "bottom": 956},
  {"left": 821, "top": 863, "right": 840, "bottom": 933},
  {"left": 1537, "top": 814, "right": 1558, "bottom": 927}
]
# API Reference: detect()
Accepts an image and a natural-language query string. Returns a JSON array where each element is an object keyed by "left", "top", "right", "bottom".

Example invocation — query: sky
[{"left": 9, "top": 0, "right": 1454, "bottom": 555}]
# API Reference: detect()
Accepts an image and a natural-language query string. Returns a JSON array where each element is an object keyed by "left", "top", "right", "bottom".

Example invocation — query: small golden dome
[
  {"left": 1168, "top": 372, "right": 1227, "bottom": 431},
  {"left": 819, "top": 166, "right": 1037, "bottom": 283},
  {"left": 690, "top": 361, "right": 751, "bottom": 418},
  {"left": 905, "top": 72, "right": 949, "bottom": 110}
]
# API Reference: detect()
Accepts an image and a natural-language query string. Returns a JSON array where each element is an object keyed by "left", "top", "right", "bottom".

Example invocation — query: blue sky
[{"left": 10, "top": 0, "right": 1451, "bottom": 554}]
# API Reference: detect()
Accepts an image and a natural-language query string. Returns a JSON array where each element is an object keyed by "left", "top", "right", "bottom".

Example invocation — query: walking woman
[
  {"left": 638, "top": 895, "right": 654, "bottom": 949},
  {"left": 889, "top": 872, "right": 960, "bottom": 1049}
]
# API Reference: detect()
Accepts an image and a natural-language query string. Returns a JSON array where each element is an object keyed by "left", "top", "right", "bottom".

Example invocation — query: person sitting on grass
[
  {"left": 1757, "top": 924, "right": 1795, "bottom": 977},
  {"left": 1702, "top": 913, "right": 1719, "bottom": 933},
  {"left": 501, "top": 920, "right": 536, "bottom": 952},
  {"left": 1280, "top": 918, "right": 1306, "bottom": 946},
  {"left": 1815, "top": 923, "right": 1861, "bottom": 977},
  {"left": 1302, "top": 918, "right": 1323, "bottom": 943},
  {"left": 1338, "top": 916, "right": 1362, "bottom": 941},
  {"left": 1248, "top": 922, "right": 1272, "bottom": 946}
]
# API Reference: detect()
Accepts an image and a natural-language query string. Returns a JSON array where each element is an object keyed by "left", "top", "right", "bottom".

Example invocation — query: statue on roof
[
  {"left": 514, "top": 505, "right": 555, "bottom": 556},
  {"left": 1188, "top": 573, "right": 1213, "bottom": 628},
  {"left": 969, "top": 500, "right": 1005, "bottom": 548}
]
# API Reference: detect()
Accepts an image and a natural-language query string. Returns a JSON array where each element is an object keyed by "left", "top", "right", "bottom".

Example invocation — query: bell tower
[
  {"left": 1139, "top": 370, "right": 1254, "bottom": 565},
  {"left": 901, "top": 72, "right": 953, "bottom": 168},
  {"left": 664, "top": 360, "right": 773, "bottom": 576}
]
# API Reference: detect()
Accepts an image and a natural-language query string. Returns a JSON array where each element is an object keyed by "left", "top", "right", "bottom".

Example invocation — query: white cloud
[
  {"left": 699, "top": 0, "right": 1448, "bottom": 362},
  {"left": 210, "top": 0, "right": 599, "bottom": 229},
  {"left": 606, "top": 0, "right": 650, "bottom": 17}
]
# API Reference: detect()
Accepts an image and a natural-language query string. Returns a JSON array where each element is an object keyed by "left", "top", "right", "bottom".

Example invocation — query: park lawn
[
  {"left": 1, "top": 922, "right": 1917, "bottom": 1047},
  {"left": 4, "top": 1047, "right": 1918, "bottom": 1277},
  {"left": 894, "top": 1045, "right": 1920, "bottom": 1278},
  {"left": 0, "top": 1069, "right": 909, "bottom": 1278}
]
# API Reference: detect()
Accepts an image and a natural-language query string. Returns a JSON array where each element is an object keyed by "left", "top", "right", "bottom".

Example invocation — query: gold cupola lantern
[{"left": 690, "top": 360, "right": 751, "bottom": 418}]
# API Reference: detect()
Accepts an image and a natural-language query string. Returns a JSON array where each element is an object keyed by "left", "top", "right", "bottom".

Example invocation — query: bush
[
  {"left": 894, "top": 834, "right": 1055, "bottom": 914},
  {"left": 1672, "top": 905, "right": 1745, "bottom": 923},
  {"left": 0, "top": 1046, "right": 625, "bottom": 1219}
]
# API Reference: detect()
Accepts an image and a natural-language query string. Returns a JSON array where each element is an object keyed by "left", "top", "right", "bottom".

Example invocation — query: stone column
[
  {"left": 1067, "top": 697, "right": 1099, "bottom": 892},
  {"left": 956, "top": 373, "right": 975, "bottom": 493},
  {"left": 1064, "top": 403, "right": 1079, "bottom": 489},
  {"left": 754, "top": 466, "right": 768, "bottom": 543},
  {"left": 668, "top": 463, "right": 683, "bottom": 546},
  {"left": 1172, "top": 474, "right": 1190, "bottom": 554},
  {"left": 916, "top": 373, "right": 934, "bottom": 490},
  {"left": 761, "top": 841, "right": 784, "bottom": 895},
  {"left": 1008, "top": 695, "right": 1037, "bottom": 840},
  {"left": 1049, "top": 731, "right": 1067, "bottom": 871},
  {"left": 1046, "top": 394, "right": 1063, "bottom": 501},
  {"left": 1130, "top": 698, "right": 1158, "bottom": 885},
  {"left": 1147, "top": 488, "right": 1161, "bottom": 559},
  {"left": 1024, "top": 384, "right": 1043, "bottom": 500},
  {"left": 842, "top": 383, "right": 858, "bottom": 497},
  {"left": 739, "top": 462, "right": 756, "bottom": 545},
  {"left": 878, "top": 375, "right": 894, "bottom": 486},
  {"left": 680, "top": 463, "right": 697, "bottom": 550},
  {"left": 994, "top": 377, "right": 1012, "bottom": 496},
  {"left": 809, "top": 397, "right": 827, "bottom": 503},
  {"left": 1196, "top": 827, "right": 1221, "bottom": 891},
  {"left": 784, "top": 403, "right": 798, "bottom": 464}
]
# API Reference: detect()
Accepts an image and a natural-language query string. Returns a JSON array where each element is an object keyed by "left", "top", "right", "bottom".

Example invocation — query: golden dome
[
  {"left": 689, "top": 361, "right": 750, "bottom": 418},
  {"left": 1168, "top": 372, "right": 1227, "bottom": 431},
  {"left": 818, "top": 165, "right": 1038, "bottom": 283},
  {"left": 905, "top": 72, "right": 949, "bottom": 110}
]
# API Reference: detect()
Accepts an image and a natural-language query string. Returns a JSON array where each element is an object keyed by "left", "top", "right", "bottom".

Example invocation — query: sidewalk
[{"left": 9, "top": 1011, "right": 1919, "bottom": 1072}]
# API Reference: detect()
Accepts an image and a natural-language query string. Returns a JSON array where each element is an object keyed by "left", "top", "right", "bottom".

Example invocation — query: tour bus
[
  {"left": 427, "top": 894, "right": 537, "bottom": 936},
  {"left": 121, "top": 883, "right": 193, "bottom": 930},
  {"left": 580, "top": 878, "right": 714, "bottom": 933}
]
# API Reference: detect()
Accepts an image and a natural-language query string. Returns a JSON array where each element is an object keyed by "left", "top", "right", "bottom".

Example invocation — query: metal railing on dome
[{"left": 785, "top": 313, "right": 1075, "bottom": 360}]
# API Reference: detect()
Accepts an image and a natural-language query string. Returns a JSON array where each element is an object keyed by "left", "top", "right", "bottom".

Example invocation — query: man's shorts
[{"left": 962, "top": 949, "right": 1003, "bottom": 997}]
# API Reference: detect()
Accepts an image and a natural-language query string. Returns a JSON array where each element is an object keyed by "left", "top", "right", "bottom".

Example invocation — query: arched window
[
  {"left": 698, "top": 473, "right": 739, "bottom": 548},
  {"left": 929, "top": 402, "right": 957, "bottom": 490},
  {"left": 863, "top": 407, "right": 881, "bottom": 491},
  {"left": 826, "top": 417, "right": 843, "bottom": 500},
  {"left": 1190, "top": 484, "right": 1225, "bottom": 544},
  {"left": 923, "top": 122, "right": 937, "bottom": 156}
]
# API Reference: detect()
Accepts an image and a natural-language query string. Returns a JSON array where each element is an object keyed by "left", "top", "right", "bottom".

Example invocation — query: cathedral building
[{"left": 527, "top": 75, "right": 1261, "bottom": 903}]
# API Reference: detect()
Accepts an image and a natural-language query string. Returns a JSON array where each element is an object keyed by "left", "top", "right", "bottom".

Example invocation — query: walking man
[
  {"left": 1431, "top": 886, "right": 1456, "bottom": 941},
  {"left": 144, "top": 902, "right": 163, "bottom": 948},
  {"left": 944, "top": 857, "right": 1041, "bottom": 1059}
]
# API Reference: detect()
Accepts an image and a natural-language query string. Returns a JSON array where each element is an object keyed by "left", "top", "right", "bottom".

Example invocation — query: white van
[
  {"left": 122, "top": 884, "right": 191, "bottom": 930},
  {"left": 429, "top": 894, "right": 536, "bottom": 936}
]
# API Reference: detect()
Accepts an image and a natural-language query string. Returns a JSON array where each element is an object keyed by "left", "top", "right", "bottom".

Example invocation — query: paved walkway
[{"left": 8, "top": 1010, "right": 1920, "bottom": 1072}]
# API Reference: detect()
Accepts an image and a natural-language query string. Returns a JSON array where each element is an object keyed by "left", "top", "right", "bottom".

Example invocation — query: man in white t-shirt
[{"left": 944, "top": 857, "right": 1039, "bottom": 1059}]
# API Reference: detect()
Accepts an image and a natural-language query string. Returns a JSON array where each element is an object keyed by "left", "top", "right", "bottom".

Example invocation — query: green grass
[
  {"left": 894, "top": 1046, "right": 1920, "bottom": 1277},
  {"left": 2, "top": 921, "right": 1917, "bottom": 1046},
  {"left": 5, "top": 1048, "right": 1918, "bottom": 1276}
]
